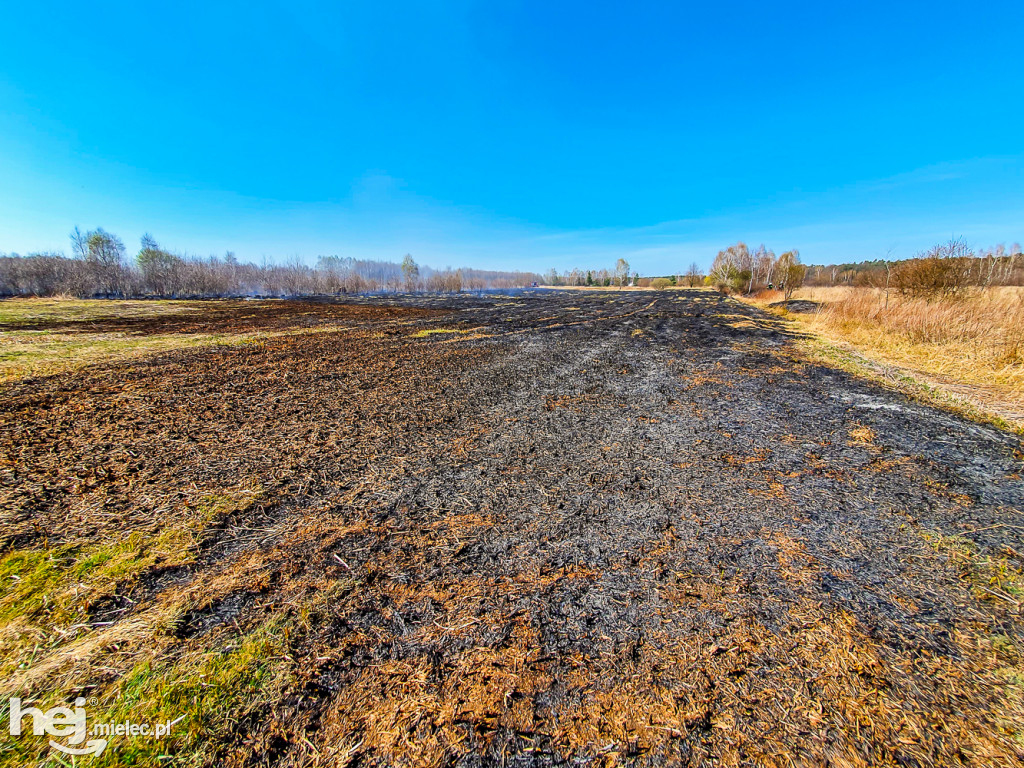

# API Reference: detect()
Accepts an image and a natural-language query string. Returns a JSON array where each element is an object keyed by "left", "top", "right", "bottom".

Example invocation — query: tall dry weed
[{"left": 778, "top": 286, "right": 1024, "bottom": 400}]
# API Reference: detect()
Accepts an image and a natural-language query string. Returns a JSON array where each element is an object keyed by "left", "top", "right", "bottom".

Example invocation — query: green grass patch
[
  {"left": 0, "top": 618, "right": 292, "bottom": 767},
  {"left": 0, "top": 491, "right": 258, "bottom": 681},
  {"left": 95, "top": 619, "right": 292, "bottom": 766},
  {"left": 0, "top": 530, "right": 189, "bottom": 631},
  {"left": 0, "top": 489, "right": 270, "bottom": 766}
]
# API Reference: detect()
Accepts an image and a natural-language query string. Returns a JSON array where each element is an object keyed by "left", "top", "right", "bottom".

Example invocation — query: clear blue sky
[{"left": 2, "top": 1, "right": 1022, "bottom": 272}]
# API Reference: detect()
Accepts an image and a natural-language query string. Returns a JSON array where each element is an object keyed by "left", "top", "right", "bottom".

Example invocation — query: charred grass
[{"left": 2, "top": 292, "right": 1024, "bottom": 766}]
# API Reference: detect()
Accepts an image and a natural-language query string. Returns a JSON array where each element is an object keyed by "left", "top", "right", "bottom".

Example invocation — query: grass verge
[{"left": 738, "top": 287, "right": 1024, "bottom": 432}]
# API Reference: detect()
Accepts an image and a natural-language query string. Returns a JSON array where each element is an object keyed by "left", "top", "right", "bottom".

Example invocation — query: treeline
[
  {"left": 806, "top": 239, "right": 1024, "bottom": 297},
  {"left": 0, "top": 228, "right": 543, "bottom": 298},
  {"left": 542, "top": 258, "right": 708, "bottom": 289},
  {"left": 705, "top": 238, "right": 1024, "bottom": 301},
  {"left": 543, "top": 245, "right": 803, "bottom": 297},
  {"left": 542, "top": 265, "right": 629, "bottom": 287}
]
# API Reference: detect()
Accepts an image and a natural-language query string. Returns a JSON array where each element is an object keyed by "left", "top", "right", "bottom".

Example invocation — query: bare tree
[
  {"left": 884, "top": 254, "right": 893, "bottom": 310},
  {"left": 752, "top": 244, "right": 774, "bottom": 292},
  {"left": 401, "top": 254, "right": 419, "bottom": 292},
  {"left": 708, "top": 243, "right": 752, "bottom": 293},
  {"left": 775, "top": 250, "right": 805, "bottom": 301},
  {"left": 70, "top": 227, "right": 89, "bottom": 260},
  {"left": 685, "top": 262, "right": 703, "bottom": 287},
  {"left": 72, "top": 227, "right": 127, "bottom": 296},
  {"left": 136, "top": 234, "right": 183, "bottom": 296},
  {"left": 615, "top": 258, "right": 630, "bottom": 288}
]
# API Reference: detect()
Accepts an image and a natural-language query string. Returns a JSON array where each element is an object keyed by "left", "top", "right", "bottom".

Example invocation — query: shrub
[{"left": 891, "top": 238, "right": 976, "bottom": 300}]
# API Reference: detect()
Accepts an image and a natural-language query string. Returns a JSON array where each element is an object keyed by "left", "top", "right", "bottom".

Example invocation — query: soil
[{"left": 2, "top": 289, "right": 1023, "bottom": 766}]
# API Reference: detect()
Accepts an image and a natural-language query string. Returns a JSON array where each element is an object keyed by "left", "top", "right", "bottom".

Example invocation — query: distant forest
[
  {"left": 0, "top": 229, "right": 543, "bottom": 298},
  {"left": 804, "top": 240, "right": 1024, "bottom": 289},
  {"left": 696, "top": 239, "right": 1024, "bottom": 298}
]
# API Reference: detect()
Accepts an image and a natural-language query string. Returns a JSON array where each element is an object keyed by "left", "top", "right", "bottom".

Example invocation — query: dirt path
[{"left": 2, "top": 290, "right": 1023, "bottom": 766}]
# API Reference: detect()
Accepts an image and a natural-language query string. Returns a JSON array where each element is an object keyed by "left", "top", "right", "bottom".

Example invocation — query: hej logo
[{"left": 7, "top": 697, "right": 179, "bottom": 757}]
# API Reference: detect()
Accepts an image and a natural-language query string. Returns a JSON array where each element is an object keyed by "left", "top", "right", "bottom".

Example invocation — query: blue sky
[{"left": 2, "top": 1, "right": 1022, "bottom": 272}]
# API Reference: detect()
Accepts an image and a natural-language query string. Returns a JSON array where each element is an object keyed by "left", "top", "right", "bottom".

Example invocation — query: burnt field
[{"left": 2, "top": 289, "right": 1023, "bottom": 767}]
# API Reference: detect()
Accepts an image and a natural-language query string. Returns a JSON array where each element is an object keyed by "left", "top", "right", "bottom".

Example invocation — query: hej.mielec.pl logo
[{"left": 7, "top": 697, "right": 180, "bottom": 757}]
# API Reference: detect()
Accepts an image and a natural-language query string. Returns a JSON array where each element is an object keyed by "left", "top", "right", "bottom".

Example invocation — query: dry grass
[
  {"left": 0, "top": 297, "right": 198, "bottom": 325},
  {"left": 0, "top": 329, "right": 259, "bottom": 381},
  {"left": 410, "top": 327, "right": 470, "bottom": 338},
  {"left": 744, "top": 286, "right": 1024, "bottom": 426}
]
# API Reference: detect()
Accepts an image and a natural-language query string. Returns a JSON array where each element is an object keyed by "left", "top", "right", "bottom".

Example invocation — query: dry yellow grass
[
  {"left": 743, "top": 285, "right": 1024, "bottom": 427},
  {"left": 0, "top": 297, "right": 406, "bottom": 381},
  {"left": 0, "top": 298, "right": 234, "bottom": 381},
  {"left": 0, "top": 297, "right": 197, "bottom": 325},
  {"left": 0, "top": 329, "right": 254, "bottom": 381}
]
